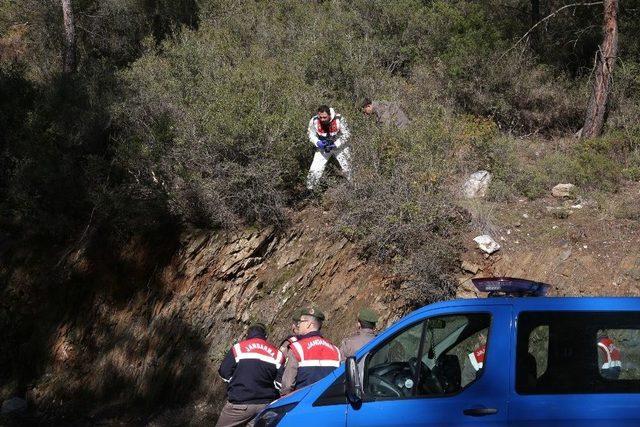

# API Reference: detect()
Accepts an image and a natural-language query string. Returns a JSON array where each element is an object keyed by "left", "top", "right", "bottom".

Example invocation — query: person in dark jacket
[{"left": 217, "top": 323, "right": 284, "bottom": 427}]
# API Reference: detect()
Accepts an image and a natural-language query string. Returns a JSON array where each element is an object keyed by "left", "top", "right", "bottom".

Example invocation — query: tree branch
[{"left": 499, "top": 1, "right": 604, "bottom": 61}]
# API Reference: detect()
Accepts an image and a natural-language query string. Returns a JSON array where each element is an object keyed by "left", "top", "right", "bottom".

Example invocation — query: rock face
[
  {"left": 462, "top": 171, "right": 492, "bottom": 198},
  {"left": 0, "top": 209, "right": 407, "bottom": 421}
]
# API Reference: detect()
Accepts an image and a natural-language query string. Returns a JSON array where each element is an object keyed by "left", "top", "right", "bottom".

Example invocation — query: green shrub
[
  {"left": 486, "top": 178, "right": 516, "bottom": 202},
  {"left": 329, "top": 114, "right": 465, "bottom": 306}
]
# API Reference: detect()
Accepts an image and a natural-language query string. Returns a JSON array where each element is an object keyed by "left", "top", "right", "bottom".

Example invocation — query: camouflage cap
[
  {"left": 299, "top": 306, "right": 325, "bottom": 321},
  {"left": 291, "top": 309, "right": 304, "bottom": 322},
  {"left": 358, "top": 308, "right": 379, "bottom": 324}
]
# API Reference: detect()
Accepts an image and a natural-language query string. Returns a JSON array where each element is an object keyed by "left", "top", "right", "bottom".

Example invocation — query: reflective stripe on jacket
[
  {"left": 218, "top": 335, "right": 284, "bottom": 404},
  {"left": 598, "top": 337, "right": 622, "bottom": 369},
  {"left": 468, "top": 344, "right": 486, "bottom": 372},
  {"left": 289, "top": 332, "right": 341, "bottom": 389}
]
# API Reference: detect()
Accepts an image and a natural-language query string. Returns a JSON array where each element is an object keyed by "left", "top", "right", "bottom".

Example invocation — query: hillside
[
  {"left": 2, "top": 179, "right": 639, "bottom": 424},
  {"left": 2, "top": 0, "right": 640, "bottom": 424}
]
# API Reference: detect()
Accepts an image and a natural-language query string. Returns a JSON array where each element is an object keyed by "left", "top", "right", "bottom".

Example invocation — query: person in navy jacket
[{"left": 216, "top": 323, "right": 284, "bottom": 427}]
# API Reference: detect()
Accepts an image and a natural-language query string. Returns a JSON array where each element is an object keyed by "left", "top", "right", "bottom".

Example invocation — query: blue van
[{"left": 254, "top": 278, "right": 640, "bottom": 426}]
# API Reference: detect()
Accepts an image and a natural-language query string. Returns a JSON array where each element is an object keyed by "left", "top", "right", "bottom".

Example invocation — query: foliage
[
  {"left": 328, "top": 113, "right": 465, "bottom": 305},
  {"left": 1, "top": 0, "right": 637, "bottom": 296}
]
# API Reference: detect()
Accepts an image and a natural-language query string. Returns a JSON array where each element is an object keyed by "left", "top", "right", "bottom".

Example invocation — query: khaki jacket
[
  {"left": 371, "top": 101, "right": 409, "bottom": 128},
  {"left": 339, "top": 328, "right": 376, "bottom": 360}
]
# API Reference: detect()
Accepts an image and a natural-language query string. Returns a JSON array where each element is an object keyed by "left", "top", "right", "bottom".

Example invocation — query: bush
[
  {"left": 328, "top": 115, "right": 466, "bottom": 306},
  {"left": 113, "top": 22, "right": 325, "bottom": 228}
]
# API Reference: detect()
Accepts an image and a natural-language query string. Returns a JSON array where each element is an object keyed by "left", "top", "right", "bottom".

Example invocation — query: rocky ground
[{"left": 457, "top": 180, "right": 640, "bottom": 298}]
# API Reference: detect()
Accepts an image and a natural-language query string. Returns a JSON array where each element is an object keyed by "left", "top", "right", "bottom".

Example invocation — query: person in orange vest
[
  {"left": 461, "top": 333, "right": 487, "bottom": 387},
  {"left": 306, "top": 105, "right": 351, "bottom": 189},
  {"left": 278, "top": 307, "right": 341, "bottom": 395},
  {"left": 217, "top": 323, "right": 284, "bottom": 427},
  {"left": 598, "top": 335, "right": 622, "bottom": 379}
]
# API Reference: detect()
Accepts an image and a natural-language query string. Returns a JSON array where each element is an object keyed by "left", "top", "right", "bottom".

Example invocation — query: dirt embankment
[
  {"left": 1, "top": 186, "right": 639, "bottom": 424},
  {"left": 457, "top": 181, "right": 640, "bottom": 298},
  {"left": 0, "top": 209, "right": 405, "bottom": 424}
]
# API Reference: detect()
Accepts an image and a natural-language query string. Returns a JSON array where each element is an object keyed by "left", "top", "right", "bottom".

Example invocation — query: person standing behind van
[
  {"left": 461, "top": 333, "right": 487, "bottom": 387},
  {"left": 598, "top": 335, "right": 622, "bottom": 379},
  {"left": 339, "top": 308, "right": 379, "bottom": 360},
  {"left": 217, "top": 323, "right": 284, "bottom": 427},
  {"left": 278, "top": 307, "right": 341, "bottom": 395}
]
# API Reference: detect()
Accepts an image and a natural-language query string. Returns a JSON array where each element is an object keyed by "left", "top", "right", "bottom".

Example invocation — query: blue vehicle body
[{"left": 257, "top": 297, "right": 640, "bottom": 426}]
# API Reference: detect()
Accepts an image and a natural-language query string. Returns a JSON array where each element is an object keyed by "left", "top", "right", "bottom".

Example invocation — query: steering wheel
[
  {"left": 367, "top": 362, "right": 415, "bottom": 398},
  {"left": 368, "top": 374, "right": 403, "bottom": 398}
]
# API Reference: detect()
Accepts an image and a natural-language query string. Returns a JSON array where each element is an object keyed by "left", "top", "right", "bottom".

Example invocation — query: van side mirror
[{"left": 345, "top": 356, "right": 363, "bottom": 408}]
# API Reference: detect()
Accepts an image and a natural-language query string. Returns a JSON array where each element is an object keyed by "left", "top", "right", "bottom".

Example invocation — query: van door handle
[{"left": 463, "top": 407, "right": 498, "bottom": 416}]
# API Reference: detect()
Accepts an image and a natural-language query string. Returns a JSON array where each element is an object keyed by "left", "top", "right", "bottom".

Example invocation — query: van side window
[
  {"left": 517, "top": 311, "right": 640, "bottom": 394},
  {"left": 365, "top": 321, "right": 424, "bottom": 399},
  {"left": 364, "top": 313, "right": 491, "bottom": 400}
]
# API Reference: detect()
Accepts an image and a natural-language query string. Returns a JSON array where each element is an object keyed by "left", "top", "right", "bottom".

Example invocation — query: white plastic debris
[{"left": 473, "top": 235, "right": 501, "bottom": 254}]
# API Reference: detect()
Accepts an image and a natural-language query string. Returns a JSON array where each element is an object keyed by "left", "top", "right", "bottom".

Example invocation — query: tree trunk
[
  {"left": 61, "top": 0, "right": 77, "bottom": 74},
  {"left": 581, "top": 0, "right": 618, "bottom": 139},
  {"left": 530, "top": 0, "right": 540, "bottom": 51}
]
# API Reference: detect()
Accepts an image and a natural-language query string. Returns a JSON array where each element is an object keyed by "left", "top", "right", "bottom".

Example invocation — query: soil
[{"left": 457, "top": 180, "right": 640, "bottom": 298}]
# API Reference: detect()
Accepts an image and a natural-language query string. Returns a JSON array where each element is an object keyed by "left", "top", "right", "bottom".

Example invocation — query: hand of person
[
  {"left": 316, "top": 140, "right": 327, "bottom": 150},
  {"left": 324, "top": 143, "right": 336, "bottom": 153}
]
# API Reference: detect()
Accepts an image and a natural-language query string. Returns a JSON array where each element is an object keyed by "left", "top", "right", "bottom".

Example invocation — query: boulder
[
  {"left": 1, "top": 397, "right": 27, "bottom": 415},
  {"left": 462, "top": 171, "right": 492, "bottom": 198},
  {"left": 552, "top": 183, "right": 577, "bottom": 198},
  {"left": 461, "top": 260, "right": 481, "bottom": 274},
  {"left": 473, "top": 235, "right": 500, "bottom": 254}
]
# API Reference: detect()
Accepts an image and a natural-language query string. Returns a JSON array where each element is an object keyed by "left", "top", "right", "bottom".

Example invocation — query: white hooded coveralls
[{"left": 306, "top": 108, "right": 351, "bottom": 189}]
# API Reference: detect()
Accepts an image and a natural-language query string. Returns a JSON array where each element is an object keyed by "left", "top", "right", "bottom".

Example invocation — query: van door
[
  {"left": 347, "top": 306, "right": 511, "bottom": 427},
  {"left": 510, "top": 310, "right": 640, "bottom": 427}
]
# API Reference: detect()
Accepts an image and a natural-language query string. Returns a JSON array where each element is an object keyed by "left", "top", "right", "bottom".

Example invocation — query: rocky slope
[
  {"left": 0, "top": 208, "right": 405, "bottom": 424},
  {"left": 1, "top": 186, "right": 639, "bottom": 424}
]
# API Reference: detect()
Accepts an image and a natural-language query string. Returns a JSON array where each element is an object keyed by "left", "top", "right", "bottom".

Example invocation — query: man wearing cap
[
  {"left": 278, "top": 309, "right": 302, "bottom": 355},
  {"left": 217, "top": 323, "right": 284, "bottom": 427},
  {"left": 278, "top": 307, "right": 341, "bottom": 395},
  {"left": 339, "top": 308, "right": 379, "bottom": 360}
]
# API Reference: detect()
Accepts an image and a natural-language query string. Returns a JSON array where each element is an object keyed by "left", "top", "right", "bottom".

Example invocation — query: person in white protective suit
[{"left": 306, "top": 105, "right": 351, "bottom": 190}]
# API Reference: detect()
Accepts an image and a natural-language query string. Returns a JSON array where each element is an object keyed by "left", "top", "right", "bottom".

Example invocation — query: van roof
[{"left": 408, "top": 296, "right": 640, "bottom": 318}]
